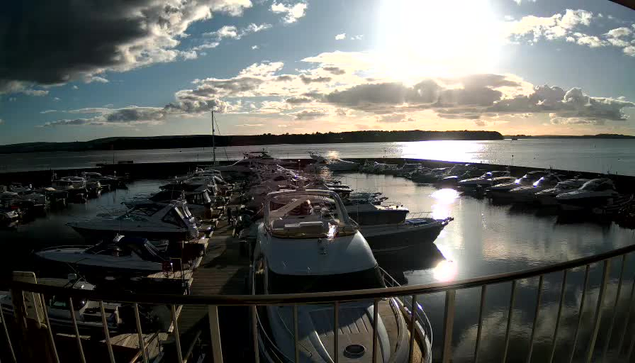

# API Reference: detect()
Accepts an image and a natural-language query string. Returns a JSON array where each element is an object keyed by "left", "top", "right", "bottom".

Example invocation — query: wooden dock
[{"left": 163, "top": 217, "right": 252, "bottom": 362}]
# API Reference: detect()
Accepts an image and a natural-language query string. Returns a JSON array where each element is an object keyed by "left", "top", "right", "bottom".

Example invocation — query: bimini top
[{"left": 264, "top": 189, "right": 358, "bottom": 238}]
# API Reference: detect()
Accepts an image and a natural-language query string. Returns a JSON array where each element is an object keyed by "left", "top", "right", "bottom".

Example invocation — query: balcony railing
[{"left": 1, "top": 242, "right": 635, "bottom": 363}]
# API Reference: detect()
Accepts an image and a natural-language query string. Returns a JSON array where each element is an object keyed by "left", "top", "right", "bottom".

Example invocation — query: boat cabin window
[
  {"left": 127, "top": 242, "right": 165, "bottom": 262},
  {"left": 267, "top": 266, "right": 385, "bottom": 294},
  {"left": 162, "top": 209, "right": 187, "bottom": 227},
  {"left": 581, "top": 179, "right": 612, "bottom": 191},
  {"left": 47, "top": 296, "right": 87, "bottom": 310},
  {"left": 125, "top": 205, "right": 163, "bottom": 217},
  {"left": 187, "top": 192, "right": 211, "bottom": 205}
]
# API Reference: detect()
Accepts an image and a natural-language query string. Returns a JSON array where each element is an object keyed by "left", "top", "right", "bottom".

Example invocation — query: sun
[{"left": 375, "top": 0, "right": 503, "bottom": 83}]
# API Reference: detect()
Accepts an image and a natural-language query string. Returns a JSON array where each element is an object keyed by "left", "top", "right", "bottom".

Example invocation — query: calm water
[
  {"left": 1, "top": 173, "right": 634, "bottom": 362},
  {"left": 1, "top": 138, "right": 635, "bottom": 176}
]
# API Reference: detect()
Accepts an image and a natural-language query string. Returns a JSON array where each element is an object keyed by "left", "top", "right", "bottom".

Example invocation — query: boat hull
[
  {"left": 361, "top": 219, "right": 450, "bottom": 255},
  {"left": 70, "top": 225, "right": 189, "bottom": 242}
]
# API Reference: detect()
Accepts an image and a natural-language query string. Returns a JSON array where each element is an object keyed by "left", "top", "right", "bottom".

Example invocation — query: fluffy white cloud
[
  {"left": 513, "top": 0, "right": 536, "bottom": 5},
  {"left": 270, "top": 2, "right": 307, "bottom": 24},
  {"left": 606, "top": 27, "right": 632, "bottom": 38},
  {"left": 204, "top": 23, "right": 270, "bottom": 40},
  {"left": 22, "top": 89, "right": 49, "bottom": 97},
  {"left": 505, "top": 9, "right": 593, "bottom": 43},
  {"left": 335, "top": 33, "right": 346, "bottom": 40},
  {"left": 42, "top": 51, "right": 635, "bottom": 128}
]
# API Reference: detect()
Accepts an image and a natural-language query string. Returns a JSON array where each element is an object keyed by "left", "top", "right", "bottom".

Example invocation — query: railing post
[
  {"left": 616, "top": 275, "right": 635, "bottom": 356},
  {"left": 38, "top": 295, "right": 59, "bottom": 363},
  {"left": 585, "top": 259, "right": 611, "bottom": 363},
  {"left": 502, "top": 280, "right": 517, "bottom": 363},
  {"left": 208, "top": 305, "right": 224, "bottom": 363},
  {"left": 474, "top": 285, "right": 487, "bottom": 363},
  {"left": 601, "top": 255, "right": 626, "bottom": 362},
  {"left": 408, "top": 294, "right": 418, "bottom": 362},
  {"left": 526, "top": 275, "right": 544, "bottom": 363},
  {"left": 133, "top": 303, "right": 149, "bottom": 363},
  {"left": 569, "top": 264, "right": 591, "bottom": 363},
  {"left": 549, "top": 269, "right": 568, "bottom": 363},
  {"left": 333, "top": 301, "right": 339, "bottom": 363},
  {"left": 251, "top": 305, "right": 260, "bottom": 363},
  {"left": 372, "top": 299, "right": 379, "bottom": 363},
  {"left": 170, "top": 305, "right": 183, "bottom": 363},
  {"left": 441, "top": 289, "right": 456, "bottom": 363},
  {"left": 99, "top": 301, "right": 116, "bottom": 363},
  {"left": 68, "top": 297, "right": 87, "bottom": 363},
  {"left": 293, "top": 305, "right": 300, "bottom": 363},
  {"left": 0, "top": 304, "right": 16, "bottom": 363}
]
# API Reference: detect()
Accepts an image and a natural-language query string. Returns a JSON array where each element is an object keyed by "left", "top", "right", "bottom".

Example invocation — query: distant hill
[
  {"left": 505, "top": 134, "right": 635, "bottom": 139},
  {"left": 0, "top": 130, "right": 504, "bottom": 154}
]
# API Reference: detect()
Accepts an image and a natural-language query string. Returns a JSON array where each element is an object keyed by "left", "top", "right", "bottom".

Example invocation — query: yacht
[
  {"left": 251, "top": 189, "right": 431, "bottom": 363},
  {"left": 52, "top": 176, "right": 88, "bottom": 201},
  {"left": 0, "top": 275, "right": 121, "bottom": 335},
  {"left": 556, "top": 178, "right": 621, "bottom": 211},
  {"left": 35, "top": 235, "right": 170, "bottom": 277},
  {"left": 67, "top": 201, "right": 199, "bottom": 242},
  {"left": 507, "top": 174, "right": 562, "bottom": 203},
  {"left": 346, "top": 203, "right": 451, "bottom": 254},
  {"left": 82, "top": 171, "right": 126, "bottom": 190},
  {"left": 535, "top": 179, "right": 590, "bottom": 206},
  {"left": 0, "top": 206, "right": 19, "bottom": 227},
  {"left": 214, "top": 151, "right": 287, "bottom": 175},
  {"left": 458, "top": 171, "right": 511, "bottom": 189},
  {"left": 485, "top": 171, "right": 550, "bottom": 201},
  {"left": 148, "top": 188, "right": 213, "bottom": 220},
  {"left": 307, "top": 152, "right": 359, "bottom": 172}
]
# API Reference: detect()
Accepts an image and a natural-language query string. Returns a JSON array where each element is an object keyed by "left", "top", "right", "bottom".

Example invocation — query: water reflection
[
  {"left": 432, "top": 259, "right": 458, "bottom": 282},
  {"left": 431, "top": 188, "right": 460, "bottom": 219},
  {"left": 399, "top": 140, "right": 486, "bottom": 163}
]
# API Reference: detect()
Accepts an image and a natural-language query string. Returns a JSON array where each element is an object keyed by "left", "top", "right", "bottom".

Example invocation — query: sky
[{"left": 1, "top": 0, "right": 635, "bottom": 144}]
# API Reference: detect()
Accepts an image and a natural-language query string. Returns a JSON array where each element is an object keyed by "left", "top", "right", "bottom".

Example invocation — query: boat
[
  {"left": 214, "top": 151, "right": 288, "bottom": 175},
  {"left": 251, "top": 189, "right": 432, "bottom": 363},
  {"left": 82, "top": 171, "right": 127, "bottom": 190},
  {"left": 0, "top": 275, "right": 121, "bottom": 335},
  {"left": 35, "top": 235, "right": 171, "bottom": 277},
  {"left": 0, "top": 206, "right": 19, "bottom": 227},
  {"left": 485, "top": 171, "right": 551, "bottom": 201},
  {"left": 67, "top": 201, "right": 200, "bottom": 242},
  {"left": 307, "top": 152, "right": 359, "bottom": 172},
  {"left": 535, "top": 179, "right": 590, "bottom": 206},
  {"left": 51, "top": 176, "right": 88, "bottom": 201},
  {"left": 458, "top": 171, "right": 511, "bottom": 189},
  {"left": 346, "top": 203, "right": 451, "bottom": 254},
  {"left": 507, "top": 174, "right": 563, "bottom": 203},
  {"left": 556, "top": 178, "right": 622, "bottom": 211},
  {"left": 147, "top": 188, "right": 213, "bottom": 220}
]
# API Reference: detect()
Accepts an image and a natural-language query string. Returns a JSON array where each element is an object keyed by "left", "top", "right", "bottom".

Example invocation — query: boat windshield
[
  {"left": 267, "top": 193, "right": 346, "bottom": 237},
  {"left": 268, "top": 266, "right": 385, "bottom": 294},
  {"left": 580, "top": 179, "right": 614, "bottom": 191}
]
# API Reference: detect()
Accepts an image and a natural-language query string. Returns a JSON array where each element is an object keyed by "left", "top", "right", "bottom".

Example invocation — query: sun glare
[{"left": 376, "top": 0, "right": 502, "bottom": 82}]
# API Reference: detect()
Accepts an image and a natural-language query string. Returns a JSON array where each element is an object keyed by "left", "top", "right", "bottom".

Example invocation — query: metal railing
[{"left": 1, "top": 243, "right": 635, "bottom": 363}]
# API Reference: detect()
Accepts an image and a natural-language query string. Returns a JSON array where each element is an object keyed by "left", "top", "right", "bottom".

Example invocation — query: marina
[{"left": 0, "top": 150, "right": 634, "bottom": 362}]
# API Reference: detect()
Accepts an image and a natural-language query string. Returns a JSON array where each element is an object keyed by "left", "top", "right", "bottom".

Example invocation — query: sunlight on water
[
  {"left": 430, "top": 188, "right": 460, "bottom": 219},
  {"left": 399, "top": 140, "right": 486, "bottom": 162},
  {"left": 432, "top": 259, "right": 458, "bottom": 282}
]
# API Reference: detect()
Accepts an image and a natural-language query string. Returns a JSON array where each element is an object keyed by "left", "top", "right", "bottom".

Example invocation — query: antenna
[{"left": 211, "top": 110, "right": 217, "bottom": 166}]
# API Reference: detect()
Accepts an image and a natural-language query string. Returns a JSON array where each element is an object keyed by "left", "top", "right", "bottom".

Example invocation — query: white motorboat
[
  {"left": 307, "top": 152, "right": 359, "bottom": 172},
  {"left": 251, "top": 189, "right": 431, "bottom": 363},
  {"left": 486, "top": 171, "right": 551, "bottom": 201},
  {"left": 35, "top": 235, "right": 170, "bottom": 277},
  {"left": 148, "top": 188, "right": 213, "bottom": 220},
  {"left": 0, "top": 275, "right": 121, "bottom": 335},
  {"left": 215, "top": 151, "right": 287, "bottom": 175},
  {"left": 346, "top": 203, "right": 451, "bottom": 254},
  {"left": 459, "top": 171, "right": 511, "bottom": 189},
  {"left": 535, "top": 179, "right": 590, "bottom": 206},
  {"left": 67, "top": 201, "right": 199, "bottom": 241},
  {"left": 52, "top": 176, "right": 88, "bottom": 201},
  {"left": 507, "top": 174, "right": 562, "bottom": 203},
  {"left": 556, "top": 178, "right": 621, "bottom": 211}
]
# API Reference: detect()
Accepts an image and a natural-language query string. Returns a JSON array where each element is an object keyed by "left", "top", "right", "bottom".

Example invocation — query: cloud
[
  {"left": 72, "top": 85, "right": 79, "bottom": 90},
  {"left": 251, "top": 45, "right": 259, "bottom": 50},
  {"left": 0, "top": 0, "right": 253, "bottom": 93},
  {"left": 204, "top": 23, "right": 270, "bottom": 40},
  {"left": 293, "top": 110, "right": 328, "bottom": 120},
  {"left": 285, "top": 97, "right": 313, "bottom": 104},
  {"left": 0, "top": 118, "right": 3, "bottom": 125},
  {"left": 322, "top": 67, "right": 346, "bottom": 75},
  {"left": 505, "top": 10, "right": 635, "bottom": 56},
  {"left": 513, "top": 0, "right": 536, "bottom": 5},
  {"left": 378, "top": 114, "right": 415, "bottom": 123},
  {"left": 350, "top": 35, "right": 364, "bottom": 40},
  {"left": 335, "top": 33, "right": 346, "bottom": 40},
  {"left": 22, "top": 89, "right": 49, "bottom": 97},
  {"left": 40, "top": 110, "right": 58, "bottom": 114},
  {"left": 270, "top": 2, "right": 307, "bottom": 24},
  {"left": 88, "top": 76, "right": 109, "bottom": 84},
  {"left": 236, "top": 123, "right": 263, "bottom": 127},
  {"left": 53, "top": 97, "right": 61, "bottom": 101}
]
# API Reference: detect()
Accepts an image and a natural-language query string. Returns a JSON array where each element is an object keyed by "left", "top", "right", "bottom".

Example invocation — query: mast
[{"left": 211, "top": 110, "right": 217, "bottom": 166}]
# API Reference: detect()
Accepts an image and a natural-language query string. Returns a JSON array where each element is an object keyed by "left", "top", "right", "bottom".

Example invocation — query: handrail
[{"left": 4, "top": 243, "right": 635, "bottom": 305}]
